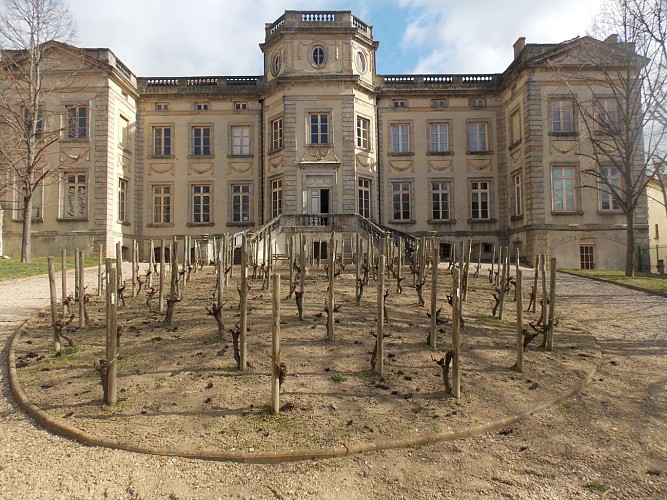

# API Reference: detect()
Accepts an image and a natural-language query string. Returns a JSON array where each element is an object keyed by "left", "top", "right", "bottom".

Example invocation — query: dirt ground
[{"left": 4, "top": 261, "right": 667, "bottom": 499}]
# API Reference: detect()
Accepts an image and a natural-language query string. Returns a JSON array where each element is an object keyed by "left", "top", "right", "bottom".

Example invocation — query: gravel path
[{"left": 0, "top": 267, "right": 665, "bottom": 499}]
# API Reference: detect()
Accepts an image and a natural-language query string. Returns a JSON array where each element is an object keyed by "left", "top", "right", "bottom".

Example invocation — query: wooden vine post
[
  {"left": 498, "top": 247, "right": 507, "bottom": 319},
  {"left": 355, "top": 233, "right": 361, "bottom": 301},
  {"left": 532, "top": 254, "right": 540, "bottom": 313},
  {"left": 515, "top": 269, "right": 524, "bottom": 372},
  {"left": 541, "top": 255, "right": 548, "bottom": 326},
  {"left": 217, "top": 238, "right": 224, "bottom": 310},
  {"left": 299, "top": 234, "right": 306, "bottom": 318},
  {"left": 239, "top": 235, "right": 249, "bottom": 372},
  {"left": 397, "top": 236, "right": 403, "bottom": 293},
  {"left": 61, "top": 249, "right": 67, "bottom": 315},
  {"left": 289, "top": 233, "right": 295, "bottom": 286},
  {"left": 490, "top": 245, "right": 496, "bottom": 283},
  {"left": 74, "top": 248, "right": 79, "bottom": 301},
  {"left": 116, "top": 242, "right": 123, "bottom": 290},
  {"left": 327, "top": 232, "right": 335, "bottom": 341},
  {"left": 376, "top": 242, "right": 386, "bottom": 376},
  {"left": 131, "top": 239, "right": 137, "bottom": 297},
  {"left": 451, "top": 267, "right": 461, "bottom": 399},
  {"left": 546, "top": 257, "right": 557, "bottom": 351},
  {"left": 271, "top": 273, "right": 281, "bottom": 414},
  {"left": 429, "top": 236, "right": 438, "bottom": 349},
  {"left": 98, "top": 244, "right": 103, "bottom": 296},
  {"left": 462, "top": 239, "right": 471, "bottom": 301},
  {"left": 78, "top": 249, "right": 85, "bottom": 328},
  {"left": 159, "top": 239, "right": 165, "bottom": 313},
  {"left": 105, "top": 261, "right": 118, "bottom": 405},
  {"left": 149, "top": 240, "right": 154, "bottom": 288},
  {"left": 48, "top": 257, "right": 61, "bottom": 355}
]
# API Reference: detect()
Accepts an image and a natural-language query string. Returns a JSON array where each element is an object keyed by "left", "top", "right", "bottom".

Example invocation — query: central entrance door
[{"left": 308, "top": 187, "right": 330, "bottom": 226}]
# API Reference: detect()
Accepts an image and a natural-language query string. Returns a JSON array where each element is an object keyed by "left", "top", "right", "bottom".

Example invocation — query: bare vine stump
[
  {"left": 239, "top": 235, "right": 249, "bottom": 372},
  {"left": 547, "top": 257, "right": 557, "bottom": 351},
  {"left": 105, "top": 263, "right": 118, "bottom": 405},
  {"left": 515, "top": 270, "right": 524, "bottom": 372},
  {"left": 159, "top": 239, "right": 165, "bottom": 313},
  {"left": 78, "top": 249, "right": 85, "bottom": 329},
  {"left": 148, "top": 240, "right": 154, "bottom": 288},
  {"left": 429, "top": 236, "right": 438, "bottom": 349},
  {"left": 541, "top": 255, "right": 548, "bottom": 327},
  {"left": 271, "top": 273, "right": 281, "bottom": 414},
  {"left": 48, "top": 258, "right": 61, "bottom": 355},
  {"left": 61, "top": 249, "right": 67, "bottom": 315},
  {"left": 451, "top": 268, "right": 462, "bottom": 399},
  {"left": 376, "top": 252, "right": 386, "bottom": 376}
]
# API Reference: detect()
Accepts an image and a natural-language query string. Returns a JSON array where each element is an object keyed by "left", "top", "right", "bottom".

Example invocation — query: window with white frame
[
  {"left": 512, "top": 172, "right": 523, "bottom": 217},
  {"left": 118, "top": 178, "right": 128, "bottom": 222},
  {"left": 312, "top": 46, "right": 326, "bottom": 67},
  {"left": 551, "top": 99, "right": 575, "bottom": 133},
  {"left": 468, "top": 122, "right": 488, "bottom": 153},
  {"left": 470, "top": 180, "right": 491, "bottom": 220},
  {"left": 393, "top": 100, "right": 406, "bottom": 108},
  {"left": 191, "top": 184, "right": 211, "bottom": 223},
  {"left": 309, "top": 113, "right": 330, "bottom": 144},
  {"left": 65, "top": 105, "right": 87, "bottom": 139},
  {"left": 469, "top": 98, "right": 486, "bottom": 108},
  {"left": 270, "top": 177, "right": 283, "bottom": 219},
  {"left": 155, "top": 103, "right": 169, "bottom": 111},
  {"left": 234, "top": 102, "right": 248, "bottom": 110},
  {"left": 192, "top": 126, "right": 211, "bottom": 156},
  {"left": 358, "top": 177, "right": 371, "bottom": 218},
  {"left": 580, "top": 244, "right": 595, "bottom": 269},
  {"left": 231, "top": 183, "right": 251, "bottom": 223},
  {"left": 23, "top": 106, "right": 42, "bottom": 139},
  {"left": 429, "top": 123, "right": 449, "bottom": 153},
  {"left": 231, "top": 125, "right": 251, "bottom": 155},
  {"left": 152, "top": 184, "right": 171, "bottom": 224},
  {"left": 510, "top": 108, "right": 521, "bottom": 145},
  {"left": 195, "top": 102, "right": 209, "bottom": 111},
  {"left": 152, "top": 126, "right": 172, "bottom": 156},
  {"left": 431, "top": 180, "right": 451, "bottom": 221},
  {"left": 390, "top": 123, "right": 410, "bottom": 153},
  {"left": 14, "top": 177, "right": 42, "bottom": 220},
  {"left": 63, "top": 172, "right": 87, "bottom": 219},
  {"left": 600, "top": 166, "right": 621, "bottom": 211},
  {"left": 119, "top": 116, "right": 129, "bottom": 150},
  {"left": 552, "top": 165, "right": 577, "bottom": 212},
  {"left": 595, "top": 98, "right": 618, "bottom": 132},
  {"left": 431, "top": 99, "right": 447, "bottom": 108},
  {"left": 391, "top": 181, "right": 411, "bottom": 221},
  {"left": 356, "top": 116, "right": 370, "bottom": 149},
  {"left": 270, "top": 117, "right": 283, "bottom": 151}
]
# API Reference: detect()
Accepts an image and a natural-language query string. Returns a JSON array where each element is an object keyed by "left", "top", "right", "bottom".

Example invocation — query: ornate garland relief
[
  {"left": 510, "top": 149, "right": 523, "bottom": 167},
  {"left": 299, "top": 147, "right": 340, "bottom": 163},
  {"left": 466, "top": 159, "right": 492, "bottom": 172},
  {"left": 118, "top": 152, "right": 132, "bottom": 171},
  {"left": 356, "top": 153, "right": 376, "bottom": 171},
  {"left": 390, "top": 160, "right": 414, "bottom": 173},
  {"left": 269, "top": 154, "right": 284, "bottom": 170},
  {"left": 149, "top": 163, "right": 174, "bottom": 176},
  {"left": 427, "top": 160, "right": 453, "bottom": 173},
  {"left": 228, "top": 161, "right": 253, "bottom": 175},
  {"left": 60, "top": 145, "right": 90, "bottom": 163},
  {"left": 188, "top": 162, "right": 214, "bottom": 175},
  {"left": 549, "top": 139, "right": 579, "bottom": 155}
]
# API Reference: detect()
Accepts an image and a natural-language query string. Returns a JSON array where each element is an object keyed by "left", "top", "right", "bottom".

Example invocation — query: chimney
[
  {"left": 513, "top": 37, "right": 526, "bottom": 59},
  {"left": 605, "top": 34, "right": 619, "bottom": 43}
]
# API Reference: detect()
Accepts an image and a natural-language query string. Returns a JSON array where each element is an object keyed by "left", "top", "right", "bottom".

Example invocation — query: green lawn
[
  {"left": 563, "top": 269, "right": 667, "bottom": 295},
  {"left": 0, "top": 257, "right": 102, "bottom": 282}
]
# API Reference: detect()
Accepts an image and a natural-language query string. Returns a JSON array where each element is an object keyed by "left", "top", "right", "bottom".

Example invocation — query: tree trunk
[
  {"left": 626, "top": 208, "right": 636, "bottom": 277},
  {"left": 21, "top": 194, "right": 33, "bottom": 263}
]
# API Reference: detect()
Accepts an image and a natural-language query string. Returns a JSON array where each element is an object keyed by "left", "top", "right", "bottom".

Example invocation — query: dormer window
[
  {"left": 393, "top": 100, "right": 407, "bottom": 108},
  {"left": 469, "top": 98, "right": 486, "bottom": 108}
]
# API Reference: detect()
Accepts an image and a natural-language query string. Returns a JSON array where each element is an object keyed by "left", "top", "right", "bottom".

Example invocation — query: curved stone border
[
  {"left": 8, "top": 319, "right": 604, "bottom": 464},
  {"left": 559, "top": 270, "right": 667, "bottom": 299}
]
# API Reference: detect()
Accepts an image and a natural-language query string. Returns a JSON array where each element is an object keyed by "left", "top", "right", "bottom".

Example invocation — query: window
[
  {"left": 600, "top": 166, "right": 621, "bottom": 211},
  {"left": 358, "top": 178, "right": 371, "bottom": 218},
  {"left": 356, "top": 116, "right": 370, "bottom": 149},
  {"left": 552, "top": 166, "right": 577, "bottom": 212},
  {"left": 391, "top": 181, "right": 411, "bottom": 221},
  {"left": 272, "top": 52, "right": 282, "bottom": 76},
  {"left": 155, "top": 103, "right": 169, "bottom": 111},
  {"left": 192, "top": 126, "right": 211, "bottom": 156},
  {"left": 65, "top": 105, "right": 87, "bottom": 139},
  {"left": 118, "top": 178, "right": 128, "bottom": 222},
  {"left": 580, "top": 244, "right": 595, "bottom": 269},
  {"left": 309, "top": 113, "right": 329, "bottom": 144},
  {"left": 14, "top": 178, "right": 42, "bottom": 220},
  {"left": 152, "top": 185, "right": 171, "bottom": 224},
  {"left": 270, "top": 178, "right": 283, "bottom": 219},
  {"left": 195, "top": 102, "right": 209, "bottom": 111},
  {"left": 119, "top": 116, "right": 129, "bottom": 149},
  {"left": 234, "top": 102, "right": 248, "bottom": 110},
  {"left": 152, "top": 126, "right": 172, "bottom": 156},
  {"left": 429, "top": 123, "right": 449, "bottom": 153},
  {"left": 390, "top": 123, "right": 410, "bottom": 153},
  {"left": 393, "top": 100, "right": 406, "bottom": 108},
  {"left": 232, "top": 184, "right": 251, "bottom": 223},
  {"left": 355, "top": 51, "right": 367, "bottom": 73},
  {"left": 270, "top": 117, "right": 283, "bottom": 151},
  {"left": 312, "top": 46, "right": 325, "bottom": 66},
  {"left": 510, "top": 109, "right": 521, "bottom": 145},
  {"left": 655, "top": 224, "right": 659, "bottom": 239},
  {"left": 470, "top": 180, "right": 491, "bottom": 220},
  {"left": 63, "top": 172, "right": 87, "bottom": 219},
  {"left": 431, "top": 99, "right": 447, "bottom": 108},
  {"left": 468, "top": 122, "right": 488, "bottom": 153},
  {"left": 431, "top": 181, "right": 451, "bottom": 221},
  {"left": 23, "top": 106, "right": 42, "bottom": 139},
  {"left": 231, "top": 125, "right": 251, "bottom": 155},
  {"left": 595, "top": 98, "right": 618, "bottom": 132},
  {"left": 551, "top": 99, "right": 575, "bottom": 133},
  {"left": 469, "top": 98, "right": 486, "bottom": 108},
  {"left": 191, "top": 184, "right": 211, "bottom": 223},
  {"left": 512, "top": 172, "right": 523, "bottom": 217}
]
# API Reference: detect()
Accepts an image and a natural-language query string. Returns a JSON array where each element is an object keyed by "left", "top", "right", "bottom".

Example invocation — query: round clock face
[{"left": 355, "top": 51, "right": 367, "bottom": 73}]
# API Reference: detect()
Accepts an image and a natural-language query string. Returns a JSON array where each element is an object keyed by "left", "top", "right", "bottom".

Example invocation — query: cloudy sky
[{"left": 65, "top": 0, "right": 605, "bottom": 77}]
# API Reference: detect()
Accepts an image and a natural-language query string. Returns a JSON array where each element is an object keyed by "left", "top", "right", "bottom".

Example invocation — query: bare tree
[
  {"left": 0, "top": 0, "right": 83, "bottom": 262},
  {"left": 549, "top": 0, "right": 667, "bottom": 275}
]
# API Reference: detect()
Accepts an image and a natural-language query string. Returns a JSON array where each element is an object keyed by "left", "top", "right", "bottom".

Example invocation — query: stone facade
[{"left": 0, "top": 10, "right": 650, "bottom": 270}]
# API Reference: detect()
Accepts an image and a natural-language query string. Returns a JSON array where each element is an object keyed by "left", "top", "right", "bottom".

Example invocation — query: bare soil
[{"left": 13, "top": 263, "right": 599, "bottom": 457}]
